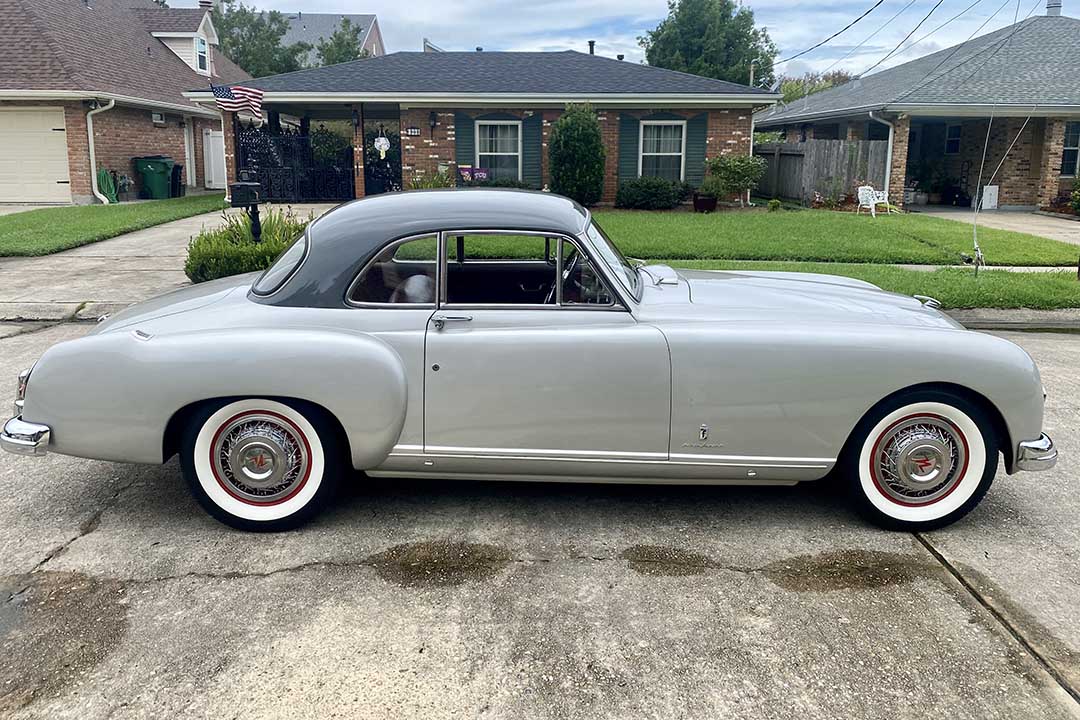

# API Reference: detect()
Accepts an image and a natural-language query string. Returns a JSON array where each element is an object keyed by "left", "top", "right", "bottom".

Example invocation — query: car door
[{"left": 423, "top": 231, "right": 670, "bottom": 476}]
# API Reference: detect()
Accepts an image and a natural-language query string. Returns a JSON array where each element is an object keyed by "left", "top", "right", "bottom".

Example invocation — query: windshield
[
  {"left": 585, "top": 220, "right": 640, "bottom": 300},
  {"left": 251, "top": 234, "right": 307, "bottom": 296}
]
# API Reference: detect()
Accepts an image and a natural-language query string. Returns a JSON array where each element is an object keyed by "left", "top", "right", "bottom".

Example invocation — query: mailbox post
[{"left": 229, "top": 171, "right": 263, "bottom": 243}]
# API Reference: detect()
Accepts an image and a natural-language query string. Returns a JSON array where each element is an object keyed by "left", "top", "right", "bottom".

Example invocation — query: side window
[
  {"left": 349, "top": 235, "right": 438, "bottom": 305},
  {"left": 445, "top": 234, "right": 557, "bottom": 305},
  {"left": 560, "top": 239, "right": 615, "bottom": 306}
]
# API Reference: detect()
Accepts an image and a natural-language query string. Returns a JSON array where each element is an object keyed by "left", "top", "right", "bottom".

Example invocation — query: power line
[
  {"left": 819, "top": 0, "right": 920, "bottom": 74},
  {"left": 886, "top": 0, "right": 987, "bottom": 62},
  {"left": 858, "top": 0, "right": 947, "bottom": 77},
  {"left": 776, "top": 0, "right": 888, "bottom": 65}
]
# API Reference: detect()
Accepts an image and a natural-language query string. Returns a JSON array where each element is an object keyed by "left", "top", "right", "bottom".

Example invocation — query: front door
[{"left": 423, "top": 232, "right": 670, "bottom": 470}]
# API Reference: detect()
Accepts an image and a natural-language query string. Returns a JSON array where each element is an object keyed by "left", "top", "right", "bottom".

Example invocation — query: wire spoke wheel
[
  {"left": 211, "top": 412, "right": 310, "bottom": 504},
  {"left": 871, "top": 414, "right": 968, "bottom": 506}
]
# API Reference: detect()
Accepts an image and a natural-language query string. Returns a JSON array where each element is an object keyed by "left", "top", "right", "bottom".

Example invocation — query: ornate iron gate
[{"left": 236, "top": 124, "right": 355, "bottom": 203}]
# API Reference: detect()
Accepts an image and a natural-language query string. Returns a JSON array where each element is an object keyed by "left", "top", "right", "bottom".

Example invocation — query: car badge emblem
[{"left": 700, "top": 424, "right": 709, "bottom": 441}]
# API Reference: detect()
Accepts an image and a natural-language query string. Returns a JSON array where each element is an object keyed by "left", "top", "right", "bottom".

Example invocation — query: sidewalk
[
  {"left": 0, "top": 203, "right": 333, "bottom": 322},
  {"left": 913, "top": 206, "right": 1080, "bottom": 246}
]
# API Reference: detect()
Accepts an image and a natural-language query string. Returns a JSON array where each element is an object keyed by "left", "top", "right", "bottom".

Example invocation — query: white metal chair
[{"left": 855, "top": 185, "right": 894, "bottom": 217}]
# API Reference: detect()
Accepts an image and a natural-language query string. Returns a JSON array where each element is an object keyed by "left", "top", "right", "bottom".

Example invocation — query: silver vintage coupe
[{"left": 2, "top": 189, "right": 1056, "bottom": 531}]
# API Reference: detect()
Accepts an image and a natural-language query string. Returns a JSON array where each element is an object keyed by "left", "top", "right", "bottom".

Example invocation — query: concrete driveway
[
  {"left": 0, "top": 203, "right": 334, "bottom": 322},
  {"left": 0, "top": 324, "right": 1078, "bottom": 719},
  {"left": 915, "top": 206, "right": 1080, "bottom": 246}
]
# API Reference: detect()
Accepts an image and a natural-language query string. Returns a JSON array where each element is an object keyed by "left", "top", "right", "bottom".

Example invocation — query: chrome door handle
[{"left": 431, "top": 314, "right": 473, "bottom": 330}]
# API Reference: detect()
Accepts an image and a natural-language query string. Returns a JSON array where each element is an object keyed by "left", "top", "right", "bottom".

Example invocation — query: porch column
[
  {"left": 1037, "top": 118, "right": 1067, "bottom": 208},
  {"left": 353, "top": 106, "right": 365, "bottom": 198},
  {"left": 222, "top": 110, "right": 237, "bottom": 191},
  {"left": 887, "top": 115, "right": 911, "bottom": 208}
]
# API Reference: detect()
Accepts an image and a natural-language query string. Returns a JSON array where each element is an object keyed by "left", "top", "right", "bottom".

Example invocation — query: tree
[
  {"left": 639, "top": 0, "right": 777, "bottom": 87},
  {"left": 548, "top": 104, "right": 606, "bottom": 206},
  {"left": 780, "top": 70, "right": 853, "bottom": 104},
  {"left": 212, "top": 0, "right": 310, "bottom": 77},
  {"left": 315, "top": 18, "right": 370, "bottom": 66}
]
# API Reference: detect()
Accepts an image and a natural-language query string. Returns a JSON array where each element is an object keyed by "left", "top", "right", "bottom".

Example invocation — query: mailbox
[{"left": 229, "top": 181, "right": 261, "bottom": 208}]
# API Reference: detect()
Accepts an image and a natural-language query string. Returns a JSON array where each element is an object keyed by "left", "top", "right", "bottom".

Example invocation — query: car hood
[
  {"left": 92, "top": 273, "right": 258, "bottom": 334},
  {"left": 650, "top": 268, "right": 961, "bottom": 330}
]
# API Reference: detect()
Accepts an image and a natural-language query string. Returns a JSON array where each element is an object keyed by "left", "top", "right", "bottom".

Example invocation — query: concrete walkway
[
  {"left": 914, "top": 206, "right": 1080, "bottom": 246},
  {"left": 0, "top": 203, "right": 333, "bottom": 321}
]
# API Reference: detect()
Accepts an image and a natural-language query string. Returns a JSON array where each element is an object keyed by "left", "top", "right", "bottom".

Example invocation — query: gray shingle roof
[
  {"left": 131, "top": 7, "right": 206, "bottom": 33},
  {"left": 234, "top": 50, "right": 774, "bottom": 96},
  {"left": 0, "top": 0, "right": 249, "bottom": 109},
  {"left": 267, "top": 12, "right": 376, "bottom": 65},
  {"left": 758, "top": 15, "right": 1080, "bottom": 126}
]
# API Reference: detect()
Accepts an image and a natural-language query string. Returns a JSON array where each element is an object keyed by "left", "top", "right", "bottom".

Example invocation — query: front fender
[{"left": 23, "top": 327, "right": 407, "bottom": 468}]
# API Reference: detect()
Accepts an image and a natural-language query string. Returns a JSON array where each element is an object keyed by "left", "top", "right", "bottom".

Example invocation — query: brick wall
[
  {"left": 400, "top": 108, "right": 459, "bottom": 185},
  {"left": 1038, "top": 118, "right": 1067, "bottom": 208},
  {"left": 888, "top": 115, "right": 910, "bottom": 207}
]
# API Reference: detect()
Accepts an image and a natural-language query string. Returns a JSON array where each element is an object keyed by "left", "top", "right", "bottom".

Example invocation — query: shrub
[
  {"left": 697, "top": 176, "right": 725, "bottom": 200},
  {"left": 464, "top": 176, "right": 532, "bottom": 189},
  {"left": 768, "top": 198, "right": 782, "bottom": 212},
  {"left": 548, "top": 103, "right": 606, "bottom": 206},
  {"left": 615, "top": 177, "right": 681, "bottom": 210},
  {"left": 409, "top": 171, "right": 455, "bottom": 189},
  {"left": 674, "top": 180, "right": 694, "bottom": 203},
  {"left": 705, "top": 154, "right": 767, "bottom": 207},
  {"left": 1071, "top": 177, "right": 1080, "bottom": 215},
  {"left": 185, "top": 208, "right": 311, "bottom": 283}
]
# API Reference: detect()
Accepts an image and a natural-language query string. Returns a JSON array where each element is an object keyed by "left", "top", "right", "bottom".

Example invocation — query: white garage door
[{"left": 0, "top": 108, "right": 72, "bottom": 203}]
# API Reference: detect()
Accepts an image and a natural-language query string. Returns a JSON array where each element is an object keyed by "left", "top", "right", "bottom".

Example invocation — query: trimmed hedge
[
  {"left": 185, "top": 209, "right": 311, "bottom": 283},
  {"left": 615, "top": 177, "right": 683, "bottom": 210},
  {"left": 549, "top": 103, "right": 606, "bottom": 206}
]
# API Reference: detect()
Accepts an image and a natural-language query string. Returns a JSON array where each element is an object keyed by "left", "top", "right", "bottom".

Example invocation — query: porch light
[{"left": 429, "top": 112, "right": 438, "bottom": 131}]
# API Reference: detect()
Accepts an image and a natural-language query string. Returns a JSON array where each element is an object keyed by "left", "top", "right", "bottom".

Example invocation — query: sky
[{"left": 180, "top": 0, "right": 1054, "bottom": 82}]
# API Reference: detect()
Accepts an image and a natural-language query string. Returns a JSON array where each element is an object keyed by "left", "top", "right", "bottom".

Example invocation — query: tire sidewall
[
  {"left": 182, "top": 399, "right": 337, "bottom": 530},
  {"left": 847, "top": 391, "right": 997, "bottom": 530}
]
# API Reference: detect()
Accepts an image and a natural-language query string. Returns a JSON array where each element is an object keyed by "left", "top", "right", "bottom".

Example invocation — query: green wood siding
[
  {"left": 522, "top": 113, "right": 542, "bottom": 188},
  {"left": 618, "top": 114, "right": 639, "bottom": 182},
  {"left": 685, "top": 112, "right": 708, "bottom": 186},
  {"left": 455, "top": 111, "right": 475, "bottom": 172}
]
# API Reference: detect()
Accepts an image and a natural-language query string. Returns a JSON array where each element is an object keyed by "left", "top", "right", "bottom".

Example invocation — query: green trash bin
[{"left": 132, "top": 156, "right": 175, "bottom": 200}]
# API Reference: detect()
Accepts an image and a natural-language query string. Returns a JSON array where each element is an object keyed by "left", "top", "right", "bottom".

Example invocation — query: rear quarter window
[{"left": 251, "top": 235, "right": 308, "bottom": 296}]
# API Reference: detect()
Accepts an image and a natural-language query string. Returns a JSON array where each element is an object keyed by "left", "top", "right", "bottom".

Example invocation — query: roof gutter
[
  {"left": 868, "top": 111, "right": 893, "bottom": 199},
  {"left": 0, "top": 90, "right": 219, "bottom": 118},
  {"left": 87, "top": 98, "right": 116, "bottom": 205}
]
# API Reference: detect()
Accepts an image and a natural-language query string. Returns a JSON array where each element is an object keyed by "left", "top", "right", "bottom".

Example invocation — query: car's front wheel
[
  {"left": 180, "top": 398, "right": 343, "bottom": 531},
  {"left": 843, "top": 390, "right": 999, "bottom": 531}
]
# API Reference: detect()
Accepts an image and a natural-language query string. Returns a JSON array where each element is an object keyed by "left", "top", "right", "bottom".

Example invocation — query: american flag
[{"left": 210, "top": 83, "right": 263, "bottom": 118}]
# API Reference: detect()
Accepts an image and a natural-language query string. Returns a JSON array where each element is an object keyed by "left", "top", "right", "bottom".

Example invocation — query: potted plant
[{"left": 693, "top": 177, "right": 721, "bottom": 213}]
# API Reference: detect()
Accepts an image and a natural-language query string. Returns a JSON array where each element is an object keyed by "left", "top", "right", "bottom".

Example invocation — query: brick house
[
  {"left": 0, "top": 0, "right": 248, "bottom": 204},
  {"left": 184, "top": 50, "right": 779, "bottom": 204},
  {"left": 755, "top": 3, "right": 1080, "bottom": 210}
]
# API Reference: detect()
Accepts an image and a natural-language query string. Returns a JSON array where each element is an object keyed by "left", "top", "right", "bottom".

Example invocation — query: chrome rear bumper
[
  {"left": 1, "top": 416, "right": 51, "bottom": 457},
  {"left": 1017, "top": 433, "right": 1056, "bottom": 472}
]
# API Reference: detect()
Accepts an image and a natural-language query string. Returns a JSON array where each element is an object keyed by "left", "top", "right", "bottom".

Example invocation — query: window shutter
[
  {"left": 455, "top": 112, "right": 475, "bottom": 176},
  {"left": 618, "top": 114, "right": 639, "bottom": 182},
  {"left": 522, "top": 113, "right": 542, "bottom": 188},
  {"left": 685, "top": 113, "right": 708, "bottom": 186}
]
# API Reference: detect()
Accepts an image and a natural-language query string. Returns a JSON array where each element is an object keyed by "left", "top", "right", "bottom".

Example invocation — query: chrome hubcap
[
  {"left": 212, "top": 414, "right": 308, "bottom": 503},
  {"left": 874, "top": 416, "right": 966, "bottom": 505}
]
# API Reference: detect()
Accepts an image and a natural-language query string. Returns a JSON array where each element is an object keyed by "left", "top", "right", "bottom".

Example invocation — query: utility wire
[
  {"left": 819, "top": 0, "right": 920, "bottom": 74},
  {"left": 776, "top": 0, "right": 888, "bottom": 64},
  {"left": 858, "top": 0, "right": 947, "bottom": 76},
  {"left": 886, "top": 0, "right": 987, "bottom": 61}
]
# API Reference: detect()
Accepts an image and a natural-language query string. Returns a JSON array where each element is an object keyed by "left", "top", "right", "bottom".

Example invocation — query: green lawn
[
  {"left": 666, "top": 260, "right": 1080, "bottom": 310},
  {"left": 0, "top": 194, "right": 226, "bottom": 256},
  {"left": 592, "top": 209, "right": 1079, "bottom": 267}
]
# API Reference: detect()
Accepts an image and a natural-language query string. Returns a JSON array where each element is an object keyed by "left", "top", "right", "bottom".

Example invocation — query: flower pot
[
  {"left": 928, "top": 192, "right": 943, "bottom": 205},
  {"left": 693, "top": 193, "right": 718, "bottom": 213}
]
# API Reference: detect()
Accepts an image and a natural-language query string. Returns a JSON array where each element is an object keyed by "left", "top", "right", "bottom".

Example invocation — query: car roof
[{"left": 262, "top": 188, "right": 590, "bottom": 308}]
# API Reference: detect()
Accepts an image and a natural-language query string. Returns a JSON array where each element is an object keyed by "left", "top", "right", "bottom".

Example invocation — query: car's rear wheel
[
  {"left": 180, "top": 398, "right": 342, "bottom": 531},
  {"left": 843, "top": 390, "right": 998, "bottom": 531}
]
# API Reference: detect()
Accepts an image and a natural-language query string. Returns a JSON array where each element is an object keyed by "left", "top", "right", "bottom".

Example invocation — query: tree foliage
[
  {"left": 316, "top": 18, "right": 370, "bottom": 66},
  {"left": 548, "top": 104, "right": 606, "bottom": 206},
  {"left": 211, "top": 0, "right": 310, "bottom": 77},
  {"left": 639, "top": 0, "right": 777, "bottom": 87},
  {"left": 780, "top": 70, "right": 853, "bottom": 104}
]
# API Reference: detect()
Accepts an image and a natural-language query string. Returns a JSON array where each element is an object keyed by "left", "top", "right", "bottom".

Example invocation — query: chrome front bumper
[
  {"left": 1, "top": 416, "right": 51, "bottom": 457},
  {"left": 1017, "top": 433, "right": 1056, "bottom": 472}
]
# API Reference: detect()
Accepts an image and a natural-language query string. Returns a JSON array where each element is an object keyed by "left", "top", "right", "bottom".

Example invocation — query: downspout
[
  {"left": 87, "top": 98, "right": 116, "bottom": 204},
  {"left": 868, "top": 111, "right": 893, "bottom": 198}
]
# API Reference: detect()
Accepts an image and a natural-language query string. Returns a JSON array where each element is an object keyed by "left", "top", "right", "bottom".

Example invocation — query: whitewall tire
[
  {"left": 180, "top": 398, "right": 343, "bottom": 531},
  {"left": 845, "top": 391, "right": 998, "bottom": 530}
]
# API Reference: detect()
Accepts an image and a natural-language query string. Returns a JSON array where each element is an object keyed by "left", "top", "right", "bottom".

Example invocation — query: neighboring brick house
[
  {"left": 185, "top": 50, "right": 779, "bottom": 204},
  {"left": 0, "top": 0, "right": 248, "bottom": 204},
  {"left": 755, "top": 3, "right": 1080, "bottom": 210}
]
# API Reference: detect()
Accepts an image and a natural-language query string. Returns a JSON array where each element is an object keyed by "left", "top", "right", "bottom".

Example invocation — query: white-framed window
[
  {"left": 196, "top": 36, "right": 209, "bottom": 72},
  {"left": 945, "top": 124, "right": 962, "bottom": 155},
  {"left": 1062, "top": 121, "right": 1080, "bottom": 177},
  {"left": 475, "top": 121, "right": 522, "bottom": 181},
  {"left": 638, "top": 120, "right": 686, "bottom": 181}
]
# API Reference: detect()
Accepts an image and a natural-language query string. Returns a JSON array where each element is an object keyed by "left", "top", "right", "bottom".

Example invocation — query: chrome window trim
[
  {"left": 580, "top": 219, "right": 642, "bottom": 303},
  {"left": 250, "top": 229, "right": 311, "bottom": 299},
  {"left": 344, "top": 232, "right": 441, "bottom": 308},
  {"left": 435, "top": 228, "right": 629, "bottom": 311}
]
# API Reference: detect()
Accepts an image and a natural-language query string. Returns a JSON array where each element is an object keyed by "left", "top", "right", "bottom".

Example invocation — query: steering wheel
[{"left": 545, "top": 248, "right": 581, "bottom": 304}]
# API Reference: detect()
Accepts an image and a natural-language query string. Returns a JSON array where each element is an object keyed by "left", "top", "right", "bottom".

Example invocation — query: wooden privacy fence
[{"left": 754, "top": 140, "right": 889, "bottom": 203}]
